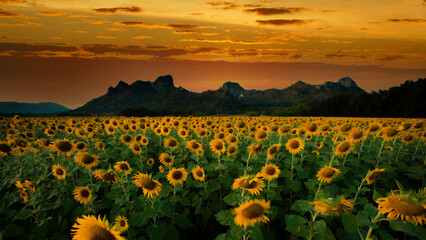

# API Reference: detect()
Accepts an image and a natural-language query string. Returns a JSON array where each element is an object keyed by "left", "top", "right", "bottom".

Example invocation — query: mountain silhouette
[
  {"left": 71, "top": 75, "right": 364, "bottom": 114},
  {"left": 0, "top": 102, "right": 69, "bottom": 114}
]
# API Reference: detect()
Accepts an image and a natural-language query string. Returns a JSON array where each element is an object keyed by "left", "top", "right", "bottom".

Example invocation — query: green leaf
[
  {"left": 341, "top": 213, "right": 357, "bottom": 233},
  {"left": 379, "top": 231, "right": 397, "bottom": 240},
  {"left": 389, "top": 219, "right": 416, "bottom": 236},
  {"left": 215, "top": 209, "right": 234, "bottom": 226},
  {"left": 364, "top": 204, "right": 378, "bottom": 218},
  {"left": 223, "top": 192, "right": 237, "bottom": 206},
  {"left": 2, "top": 224, "right": 26, "bottom": 238},
  {"left": 14, "top": 208, "right": 33, "bottom": 220},
  {"left": 356, "top": 211, "right": 377, "bottom": 228},
  {"left": 394, "top": 179, "right": 404, "bottom": 192},
  {"left": 291, "top": 200, "right": 312, "bottom": 214},
  {"left": 215, "top": 233, "right": 228, "bottom": 240},
  {"left": 372, "top": 189, "right": 382, "bottom": 201},
  {"left": 128, "top": 211, "right": 148, "bottom": 227},
  {"left": 290, "top": 180, "right": 301, "bottom": 193},
  {"left": 173, "top": 215, "right": 194, "bottom": 229},
  {"left": 250, "top": 227, "right": 264, "bottom": 240},
  {"left": 285, "top": 215, "right": 308, "bottom": 237}
]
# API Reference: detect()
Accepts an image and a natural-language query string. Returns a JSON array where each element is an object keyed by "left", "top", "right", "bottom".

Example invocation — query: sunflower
[
  {"left": 233, "top": 199, "right": 271, "bottom": 228},
  {"left": 317, "top": 165, "right": 341, "bottom": 184},
  {"left": 94, "top": 169, "right": 120, "bottom": 183},
  {"left": 71, "top": 215, "right": 125, "bottom": 240},
  {"left": 401, "top": 134, "right": 416, "bottom": 144},
  {"left": 382, "top": 127, "right": 399, "bottom": 141},
  {"left": 368, "top": 123, "right": 381, "bottom": 134},
  {"left": 192, "top": 166, "right": 205, "bottom": 182},
  {"left": 120, "top": 134, "right": 133, "bottom": 145},
  {"left": 225, "top": 134, "right": 238, "bottom": 145},
  {"left": 164, "top": 137, "right": 179, "bottom": 149},
  {"left": 334, "top": 140, "right": 353, "bottom": 157},
  {"left": 314, "top": 141, "right": 323, "bottom": 149},
  {"left": 129, "top": 142, "right": 142, "bottom": 154},
  {"left": 339, "top": 123, "right": 352, "bottom": 133},
  {"left": 365, "top": 168, "right": 385, "bottom": 185},
  {"left": 285, "top": 138, "right": 304, "bottom": 155},
  {"left": 114, "top": 216, "right": 129, "bottom": 233},
  {"left": 23, "top": 180, "right": 35, "bottom": 192},
  {"left": 95, "top": 142, "right": 105, "bottom": 151},
  {"left": 167, "top": 168, "right": 188, "bottom": 186},
  {"left": 312, "top": 196, "right": 353, "bottom": 217},
  {"left": 159, "top": 165, "right": 164, "bottom": 173},
  {"left": 52, "top": 139, "right": 76, "bottom": 156},
  {"left": 74, "top": 152, "right": 100, "bottom": 169},
  {"left": 75, "top": 142, "right": 87, "bottom": 152},
  {"left": 132, "top": 173, "right": 162, "bottom": 198},
  {"left": 159, "top": 153, "right": 174, "bottom": 166},
  {"left": 305, "top": 123, "right": 319, "bottom": 135},
  {"left": 255, "top": 130, "right": 268, "bottom": 142},
  {"left": 349, "top": 128, "right": 365, "bottom": 143},
  {"left": 209, "top": 139, "right": 226, "bottom": 155},
  {"left": 261, "top": 163, "right": 280, "bottom": 181},
  {"left": 114, "top": 161, "right": 133, "bottom": 175},
  {"left": 146, "top": 158, "right": 154, "bottom": 166},
  {"left": 227, "top": 145, "right": 238, "bottom": 157},
  {"left": 73, "top": 186, "right": 92, "bottom": 204},
  {"left": 52, "top": 164, "right": 66, "bottom": 180},
  {"left": 267, "top": 144, "right": 281, "bottom": 160},
  {"left": 186, "top": 140, "right": 202, "bottom": 153},
  {"left": 247, "top": 143, "right": 263, "bottom": 157},
  {"left": 232, "top": 174, "right": 265, "bottom": 195},
  {"left": 44, "top": 128, "right": 55, "bottom": 136},
  {"left": 0, "top": 141, "right": 12, "bottom": 156},
  {"left": 377, "top": 189, "right": 426, "bottom": 226}
]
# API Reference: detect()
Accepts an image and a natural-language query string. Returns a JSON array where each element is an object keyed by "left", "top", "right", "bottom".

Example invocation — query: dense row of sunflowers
[{"left": 0, "top": 115, "right": 425, "bottom": 240}]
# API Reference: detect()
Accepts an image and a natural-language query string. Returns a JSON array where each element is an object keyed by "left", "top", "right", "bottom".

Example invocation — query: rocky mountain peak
[
  {"left": 338, "top": 77, "right": 358, "bottom": 88},
  {"left": 153, "top": 75, "right": 175, "bottom": 91},
  {"left": 219, "top": 81, "right": 246, "bottom": 97}
]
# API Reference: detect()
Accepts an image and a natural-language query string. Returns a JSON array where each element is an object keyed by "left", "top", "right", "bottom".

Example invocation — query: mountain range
[
  {"left": 0, "top": 102, "right": 69, "bottom": 114},
  {"left": 71, "top": 75, "right": 364, "bottom": 115}
]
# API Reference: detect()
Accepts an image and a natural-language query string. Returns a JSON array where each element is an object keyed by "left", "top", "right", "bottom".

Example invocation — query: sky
[{"left": 0, "top": 0, "right": 425, "bottom": 109}]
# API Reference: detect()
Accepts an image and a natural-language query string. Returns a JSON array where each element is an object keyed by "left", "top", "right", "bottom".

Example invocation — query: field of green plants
[{"left": 0, "top": 116, "right": 425, "bottom": 240}]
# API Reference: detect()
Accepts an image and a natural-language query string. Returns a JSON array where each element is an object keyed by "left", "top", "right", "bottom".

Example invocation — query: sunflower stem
[
  {"left": 290, "top": 154, "right": 294, "bottom": 181},
  {"left": 342, "top": 155, "right": 348, "bottom": 166},
  {"left": 314, "top": 182, "right": 322, "bottom": 200},
  {"left": 266, "top": 180, "right": 271, "bottom": 200},
  {"left": 376, "top": 139, "right": 385, "bottom": 168},
  {"left": 365, "top": 212, "right": 382, "bottom": 240},
  {"left": 307, "top": 212, "right": 319, "bottom": 240},
  {"left": 353, "top": 178, "right": 366, "bottom": 205}
]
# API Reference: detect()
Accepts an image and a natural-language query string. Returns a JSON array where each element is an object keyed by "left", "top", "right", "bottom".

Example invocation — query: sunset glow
[{"left": 1, "top": 0, "right": 425, "bottom": 108}]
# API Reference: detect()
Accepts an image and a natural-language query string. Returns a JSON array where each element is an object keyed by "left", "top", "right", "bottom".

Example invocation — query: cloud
[
  {"left": 2, "top": 36, "right": 28, "bottom": 39},
  {"left": 37, "top": 11, "right": 67, "bottom": 16},
  {"left": 243, "top": 7, "right": 309, "bottom": 15},
  {"left": 173, "top": 30, "right": 199, "bottom": 34},
  {"left": 377, "top": 55, "right": 407, "bottom": 61},
  {"left": 325, "top": 54, "right": 368, "bottom": 59},
  {"left": 91, "top": 6, "right": 143, "bottom": 14},
  {"left": 256, "top": 19, "right": 315, "bottom": 26},
  {"left": 96, "top": 36, "right": 116, "bottom": 39},
  {"left": 321, "top": 40, "right": 354, "bottom": 44},
  {"left": 114, "top": 21, "right": 214, "bottom": 29},
  {"left": 0, "top": 43, "right": 79, "bottom": 53},
  {"left": 132, "top": 36, "right": 153, "bottom": 39},
  {"left": 79, "top": 44, "right": 218, "bottom": 58},
  {"left": 206, "top": 1, "right": 239, "bottom": 10},
  {"left": 386, "top": 18, "right": 426, "bottom": 23},
  {"left": 0, "top": 8, "right": 23, "bottom": 17},
  {"left": 0, "top": 0, "right": 41, "bottom": 6},
  {"left": 180, "top": 38, "right": 272, "bottom": 45},
  {"left": 16, "top": 21, "right": 42, "bottom": 26}
]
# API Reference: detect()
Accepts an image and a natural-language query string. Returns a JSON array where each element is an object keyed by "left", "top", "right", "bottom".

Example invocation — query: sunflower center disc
[
  {"left": 57, "top": 141, "right": 72, "bottom": 151},
  {"left": 266, "top": 167, "right": 276, "bottom": 175},
  {"left": 0, "top": 143, "right": 11, "bottom": 152},
  {"left": 387, "top": 129, "right": 398, "bottom": 137},
  {"left": 119, "top": 163, "right": 129, "bottom": 170},
  {"left": 89, "top": 226, "right": 116, "bottom": 240},
  {"left": 172, "top": 171, "right": 183, "bottom": 180},
  {"left": 290, "top": 141, "right": 299, "bottom": 149},
  {"left": 242, "top": 203, "right": 264, "bottom": 219},
  {"left": 143, "top": 179, "right": 157, "bottom": 190},
  {"left": 56, "top": 169, "right": 64, "bottom": 175},
  {"left": 196, "top": 170, "right": 203, "bottom": 177},
  {"left": 269, "top": 147, "right": 277, "bottom": 154},
  {"left": 82, "top": 155, "right": 95, "bottom": 164},
  {"left": 80, "top": 189, "right": 90, "bottom": 198},
  {"left": 240, "top": 180, "right": 258, "bottom": 189},
  {"left": 339, "top": 143, "right": 350, "bottom": 152},
  {"left": 368, "top": 171, "right": 382, "bottom": 182},
  {"left": 322, "top": 168, "right": 336, "bottom": 178},
  {"left": 103, "top": 173, "right": 116, "bottom": 182},
  {"left": 388, "top": 197, "right": 426, "bottom": 216}
]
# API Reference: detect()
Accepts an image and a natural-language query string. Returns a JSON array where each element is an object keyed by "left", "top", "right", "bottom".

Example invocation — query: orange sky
[{"left": 0, "top": 0, "right": 425, "bottom": 109}]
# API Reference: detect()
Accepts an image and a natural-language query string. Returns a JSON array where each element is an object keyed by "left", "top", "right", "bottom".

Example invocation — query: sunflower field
[{"left": 0, "top": 115, "right": 425, "bottom": 240}]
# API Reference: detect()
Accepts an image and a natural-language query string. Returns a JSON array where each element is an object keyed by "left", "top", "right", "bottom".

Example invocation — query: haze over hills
[
  {"left": 71, "top": 75, "right": 364, "bottom": 114},
  {"left": 0, "top": 102, "right": 69, "bottom": 114}
]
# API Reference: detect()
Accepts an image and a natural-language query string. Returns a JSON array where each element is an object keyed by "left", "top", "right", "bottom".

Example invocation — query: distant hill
[
  {"left": 71, "top": 75, "right": 364, "bottom": 115},
  {"left": 0, "top": 102, "right": 69, "bottom": 114}
]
